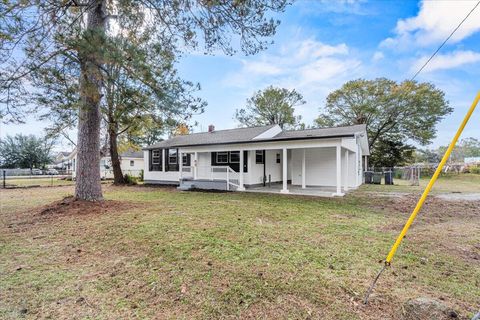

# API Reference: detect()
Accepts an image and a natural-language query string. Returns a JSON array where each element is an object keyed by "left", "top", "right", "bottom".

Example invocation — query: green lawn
[{"left": 1, "top": 182, "right": 479, "bottom": 319}]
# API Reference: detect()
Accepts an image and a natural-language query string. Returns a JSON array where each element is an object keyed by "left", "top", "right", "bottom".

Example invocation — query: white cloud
[
  {"left": 381, "top": 0, "right": 480, "bottom": 49},
  {"left": 372, "top": 51, "right": 384, "bottom": 61},
  {"left": 222, "top": 38, "right": 362, "bottom": 124},
  {"left": 411, "top": 50, "right": 480, "bottom": 73},
  {"left": 224, "top": 38, "right": 360, "bottom": 88}
]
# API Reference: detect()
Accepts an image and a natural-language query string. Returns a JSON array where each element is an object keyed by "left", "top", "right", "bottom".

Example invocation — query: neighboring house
[
  {"left": 49, "top": 151, "right": 75, "bottom": 172},
  {"left": 71, "top": 148, "right": 144, "bottom": 179},
  {"left": 143, "top": 124, "right": 370, "bottom": 196}
]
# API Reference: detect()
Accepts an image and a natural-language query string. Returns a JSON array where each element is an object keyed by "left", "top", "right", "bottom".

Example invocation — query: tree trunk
[
  {"left": 74, "top": 1, "right": 106, "bottom": 201},
  {"left": 108, "top": 121, "right": 125, "bottom": 184}
]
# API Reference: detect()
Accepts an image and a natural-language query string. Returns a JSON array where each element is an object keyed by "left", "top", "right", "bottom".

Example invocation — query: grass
[
  {"left": 357, "top": 173, "right": 480, "bottom": 194},
  {"left": 0, "top": 179, "right": 479, "bottom": 319},
  {"left": 4, "top": 177, "right": 75, "bottom": 187}
]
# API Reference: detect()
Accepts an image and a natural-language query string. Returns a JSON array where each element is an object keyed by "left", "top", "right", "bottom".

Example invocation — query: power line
[{"left": 411, "top": 0, "right": 480, "bottom": 81}]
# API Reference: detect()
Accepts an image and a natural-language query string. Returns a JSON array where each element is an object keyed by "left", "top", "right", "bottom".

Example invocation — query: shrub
[
  {"left": 139, "top": 169, "right": 144, "bottom": 182},
  {"left": 470, "top": 166, "right": 480, "bottom": 174},
  {"left": 124, "top": 173, "right": 138, "bottom": 185}
]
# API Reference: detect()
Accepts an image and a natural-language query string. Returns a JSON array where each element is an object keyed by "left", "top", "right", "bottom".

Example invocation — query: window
[
  {"left": 100, "top": 159, "right": 106, "bottom": 167},
  {"left": 229, "top": 151, "right": 240, "bottom": 163},
  {"left": 216, "top": 152, "right": 228, "bottom": 163},
  {"left": 183, "top": 154, "right": 189, "bottom": 165},
  {"left": 169, "top": 149, "right": 178, "bottom": 164},
  {"left": 255, "top": 150, "right": 264, "bottom": 164},
  {"left": 152, "top": 150, "right": 160, "bottom": 164},
  {"left": 276, "top": 153, "right": 281, "bottom": 164},
  {"left": 130, "top": 160, "right": 134, "bottom": 167}
]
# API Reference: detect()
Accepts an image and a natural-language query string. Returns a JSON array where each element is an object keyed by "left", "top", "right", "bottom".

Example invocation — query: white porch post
[
  {"left": 301, "top": 149, "right": 306, "bottom": 189},
  {"left": 364, "top": 155, "right": 368, "bottom": 172},
  {"left": 161, "top": 149, "right": 165, "bottom": 172},
  {"left": 193, "top": 152, "right": 198, "bottom": 179},
  {"left": 344, "top": 149, "right": 349, "bottom": 192},
  {"left": 334, "top": 145, "right": 344, "bottom": 196},
  {"left": 281, "top": 148, "right": 289, "bottom": 193},
  {"left": 238, "top": 150, "right": 245, "bottom": 191},
  {"left": 355, "top": 144, "right": 359, "bottom": 187},
  {"left": 179, "top": 151, "right": 183, "bottom": 180}
]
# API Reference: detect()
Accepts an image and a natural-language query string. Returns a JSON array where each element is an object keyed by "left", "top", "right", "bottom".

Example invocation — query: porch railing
[{"left": 181, "top": 165, "right": 239, "bottom": 191}]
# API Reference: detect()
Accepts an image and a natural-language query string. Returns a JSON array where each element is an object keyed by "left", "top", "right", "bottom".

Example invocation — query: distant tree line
[
  {"left": 235, "top": 78, "right": 452, "bottom": 168},
  {"left": 415, "top": 138, "right": 480, "bottom": 164},
  {"left": 0, "top": 134, "right": 54, "bottom": 169}
]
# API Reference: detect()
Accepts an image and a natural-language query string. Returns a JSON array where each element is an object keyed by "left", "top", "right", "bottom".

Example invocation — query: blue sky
[{"left": 2, "top": 0, "right": 480, "bottom": 150}]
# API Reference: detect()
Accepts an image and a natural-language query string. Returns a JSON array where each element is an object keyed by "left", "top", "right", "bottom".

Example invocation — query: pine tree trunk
[
  {"left": 108, "top": 122, "right": 125, "bottom": 185},
  {"left": 74, "top": 1, "right": 106, "bottom": 201}
]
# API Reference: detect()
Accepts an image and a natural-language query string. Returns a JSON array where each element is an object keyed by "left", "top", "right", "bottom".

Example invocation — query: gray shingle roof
[
  {"left": 119, "top": 150, "right": 143, "bottom": 158},
  {"left": 144, "top": 124, "right": 367, "bottom": 149},
  {"left": 273, "top": 124, "right": 367, "bottom": 140},
  {"left": 145, "top": 125, "right": 277, "bottom": 149}
]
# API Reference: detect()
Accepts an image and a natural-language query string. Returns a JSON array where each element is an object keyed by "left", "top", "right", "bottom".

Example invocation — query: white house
[
  {"left": 71, "top": 149, "right": 144, "bottom": 179},
  {"left": 143, "top": 124, "right": 369, "bottom": 196}
]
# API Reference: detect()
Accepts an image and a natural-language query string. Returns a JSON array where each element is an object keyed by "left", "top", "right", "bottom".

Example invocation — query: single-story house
[
  {"left": 48, "top": 151, "right": 75, "bottom": 172},
  {"left": 71, "top": 148, "right": 144, "bottom": 179},
  {"left": 143, "top": 124, "right": 370, "bottom": 196}
]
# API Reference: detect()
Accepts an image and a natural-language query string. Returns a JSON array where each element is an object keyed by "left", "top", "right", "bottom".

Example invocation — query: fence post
[{"left": 3, "top": 170, "right": 5, "bottom": 188}]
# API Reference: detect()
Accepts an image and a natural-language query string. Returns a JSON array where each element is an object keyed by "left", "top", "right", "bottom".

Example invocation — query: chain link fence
[{"left": 1, "top": 168, "right": 144, "bottom": 189}]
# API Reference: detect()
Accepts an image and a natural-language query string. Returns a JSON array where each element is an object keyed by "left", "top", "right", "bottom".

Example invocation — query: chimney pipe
[{"left": 208, "top": 124, "right": 215, "bottom": 133}]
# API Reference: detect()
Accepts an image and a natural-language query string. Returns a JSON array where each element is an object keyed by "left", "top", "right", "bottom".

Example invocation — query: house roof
[
  {"left": 144, "top": 124, "right": 368, "bottom": 149},
  {"left": 273, "top": 124, "right": 367, "bottom": 140},
  {"left": 119, "top": 150, "right": 143, "bottom": 158}
]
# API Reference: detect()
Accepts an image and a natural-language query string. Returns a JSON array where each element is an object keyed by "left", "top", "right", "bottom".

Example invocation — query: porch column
[
  {"left": 238, "top": 150, "right": 245, "bottom": 191},
  {"left": 193, "top": 152, "right": 198, "bottom": 179},
  {"left": 364, "top": 155, "right": 368, "bottom": 172},
  {"left": 179, "top": 151, "right": 183, "bottom": 180},
  {"left": 334, "top": 145, "right": 344, "bottom": 196},
  {"left": 162, "top": 149, "right": 165, "bottom": 172},
  {"left": 344, "top": 149, "right": 349, "bottom": 192},
  {"left": 301, "top": 149, "right": 306, "bottom": 189},
  {"left": 355, "top": 145, "right": 359, "bottom": 187},
  {"left": 281, "top": 148, "right": 289, "bottom": 193}
]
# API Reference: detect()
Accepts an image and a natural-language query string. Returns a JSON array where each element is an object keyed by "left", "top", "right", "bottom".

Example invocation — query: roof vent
[{"left": 208, "top": 124, "right": 215, "bottom": 133}]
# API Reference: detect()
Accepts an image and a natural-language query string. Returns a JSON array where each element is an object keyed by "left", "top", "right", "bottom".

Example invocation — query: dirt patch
[
  {"left": 36, "top": 196, "right": 132, "bottom": 217},
  {"left": 369, "top": 194, "right": 480, "bottom": 221}
]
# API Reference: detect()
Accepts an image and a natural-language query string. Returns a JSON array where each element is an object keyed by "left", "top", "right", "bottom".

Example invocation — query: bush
[
  {"left": 139, "top": 169, "right": 144, "bottom": 182},
  {"left": 469, "top": 166, "right": 480, "bottom": 174},
  {"left": 124, "top": 173, "right": 138, "bottom": 185}
]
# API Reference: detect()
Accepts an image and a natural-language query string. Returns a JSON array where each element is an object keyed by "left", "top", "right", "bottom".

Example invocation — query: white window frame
[
  {"left": 152, "top": 150, "right": 160, "bottom": 164},
  {"left": 216, "top": 152, "right": 229, "bottom": 164},
  {"left": 169, "top": 149, "right": 178, "bottom": 164},
  {"left": 255, "top": 150, "right": 264, "bottom": 164},
  {"left": 182, "top": 154, "right": 189, "bottom": 165},
  {"left": 229, "top": 151, "right": 240, "bottom": 163}
]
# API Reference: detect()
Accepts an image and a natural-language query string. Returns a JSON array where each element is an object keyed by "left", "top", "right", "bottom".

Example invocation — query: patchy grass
[
  {"left": 0, "top": 183, "right": 479, "bottom": 319},
  {"left": 4, "top": 178, "right": 75, "bottom": 188},
  {"left": 357, "top": 173, "right": 480, "bottom": 194}
]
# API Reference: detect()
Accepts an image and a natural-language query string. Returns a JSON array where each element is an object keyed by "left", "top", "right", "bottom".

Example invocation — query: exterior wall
[
  {"left": 291, "top": 147, "right": 336, "bottom": 187},
  {"left": 73, "top": 155, "right": 144, "bottom": 179},
  {"left": 143, "top": 137, "right": 366, "bottom": 189}
]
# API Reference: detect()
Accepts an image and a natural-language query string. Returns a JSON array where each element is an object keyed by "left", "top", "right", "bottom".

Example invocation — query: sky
[{"left": 2, "top": 0, "right": 480, "bottom": 151}]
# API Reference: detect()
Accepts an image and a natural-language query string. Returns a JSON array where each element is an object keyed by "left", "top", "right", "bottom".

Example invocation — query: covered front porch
[
  {"left": 177, "top": 138, "right": 364, "bottom": 197},
  {"left": 245, "top": 184, "right": 337, "bottom": 197}
]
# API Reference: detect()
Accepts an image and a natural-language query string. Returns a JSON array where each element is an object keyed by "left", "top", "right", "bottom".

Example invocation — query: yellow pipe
[{"left": 385, "top": 91, "right": 480, "bottom": 264}]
